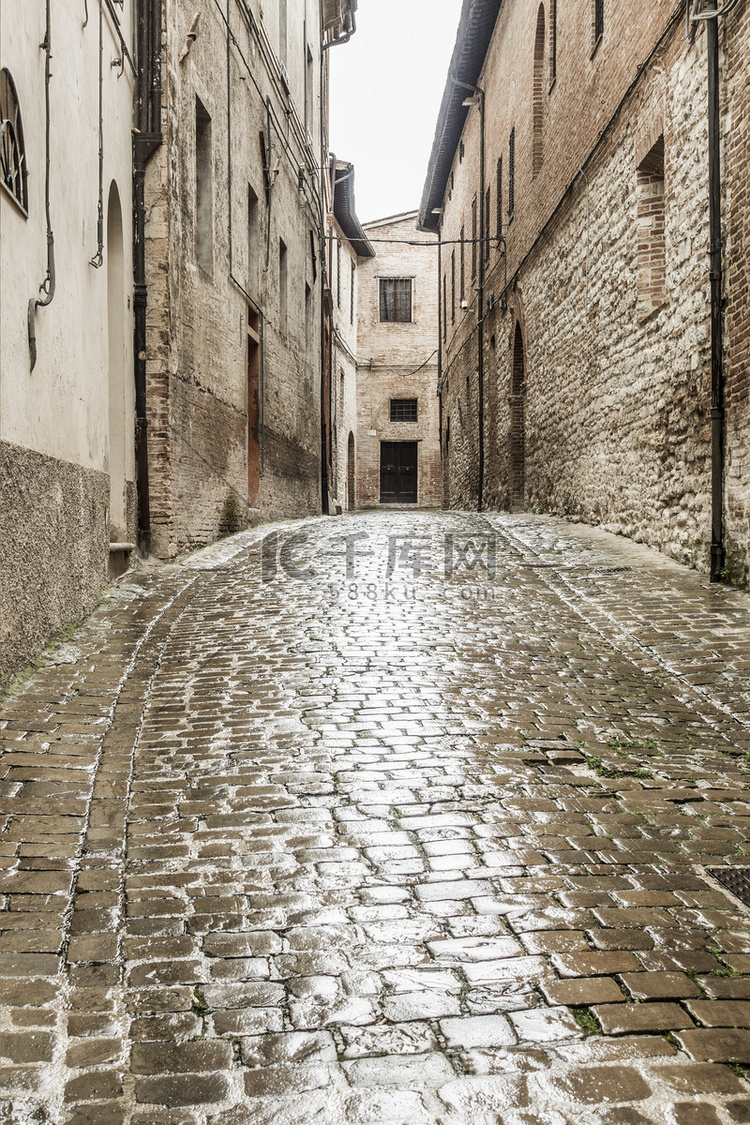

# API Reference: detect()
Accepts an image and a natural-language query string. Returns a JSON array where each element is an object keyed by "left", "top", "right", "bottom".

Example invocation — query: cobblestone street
[{"left": 5, "top": 510, "right": 750, "bottom": 1125}]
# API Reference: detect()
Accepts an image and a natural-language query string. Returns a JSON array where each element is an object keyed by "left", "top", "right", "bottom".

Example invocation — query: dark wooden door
[{"left": 380, "top": 442, "right": 418, "bottom": 503}]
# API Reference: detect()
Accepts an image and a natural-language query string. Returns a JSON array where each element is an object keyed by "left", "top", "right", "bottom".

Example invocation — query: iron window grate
[
  {"left": 390, "top": 399, "right": 418, "bottom": 422},
  {"left": 707, "top": 868, "right": 750, "bottom": 909},
  {"left": 380, "top": 278, "right": 412, "bottom": 322}
]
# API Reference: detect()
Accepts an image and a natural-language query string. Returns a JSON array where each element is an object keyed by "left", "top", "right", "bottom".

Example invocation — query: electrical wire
[
  {"left": 691, "top": 0, "right": 741, "bottom": 19},
  {"left": 212, "top": 0, "right": 323, "bottom": 225}
]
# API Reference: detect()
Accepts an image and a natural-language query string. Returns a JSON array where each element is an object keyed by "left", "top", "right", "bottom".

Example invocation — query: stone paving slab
[{"left": 3, "top": 511, "right": 750, "bottom": 1123}]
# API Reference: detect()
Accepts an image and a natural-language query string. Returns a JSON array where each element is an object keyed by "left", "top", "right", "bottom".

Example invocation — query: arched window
[
  {"left": 0, "top": 70, "right": 28, "bottom": 212},
  {"left": 532, "top": 5, "right": 546, "bottom": 177}
]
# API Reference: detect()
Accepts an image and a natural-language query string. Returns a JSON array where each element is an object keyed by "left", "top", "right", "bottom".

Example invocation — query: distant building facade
[
  {"left": 354, "top": 213, "right": 441, "bottom": 509},
  {"left": 421, "top": 0, "right": 750, "bottom": 583}
]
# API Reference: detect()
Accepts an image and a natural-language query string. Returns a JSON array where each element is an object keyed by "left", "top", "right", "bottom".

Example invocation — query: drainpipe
[
  {"left": 451, "top": 74, "right": 485, "bottom": 512},
  {"left": 28, "top": 0, "right": 55, "bottom": 371},
  {"left": 437, "top": 227, "right": 443, "bottom": 455},
  {"left": 322, "top": 1, "right": 357, "bottom": 51},
  {"left": 133, "top": 0, "right": 163, "bottom": 552},
  {"left": 706, "top": 0, "right": 724, "bottom": 581}
]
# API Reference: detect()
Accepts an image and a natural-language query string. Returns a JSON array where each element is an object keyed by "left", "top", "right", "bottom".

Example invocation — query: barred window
[
  {"left": 1, "top": 70, "right": 28, "bottom": 212},
  {"left": 471, "top": 195, "right": 478, "bottom": 278},
  {"left": 380, "top": 278, "right": 412, "bottom": 322},
  {"left": 508, "top": 127, "right": 515, "bottom": 219},
  {"left": 390, "top": 398, "right": 418, "bottom": 422}
]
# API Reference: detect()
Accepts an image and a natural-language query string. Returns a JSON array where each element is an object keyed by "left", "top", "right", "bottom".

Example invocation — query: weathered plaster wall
[
  {"left": 1, "top": 1, "right": 135, "bottom": 685},
  {"left": 1, "top": 446, "right": 109, "bottom": 686}
]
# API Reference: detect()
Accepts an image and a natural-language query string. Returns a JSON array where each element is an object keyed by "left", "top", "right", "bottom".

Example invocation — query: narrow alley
[{"left": 3, "top": 511, "right": 750, "bottom": 1124}]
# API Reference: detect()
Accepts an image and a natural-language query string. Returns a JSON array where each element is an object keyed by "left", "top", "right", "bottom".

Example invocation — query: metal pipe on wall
[
  {"left": 28, "top": 0, "right": 56, "bottom": 372},
  {"left": 132, "top": 0, "right": 163, "bottom": 551}
]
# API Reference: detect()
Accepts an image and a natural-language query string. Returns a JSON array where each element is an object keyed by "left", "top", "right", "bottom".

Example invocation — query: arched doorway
[
  {"left": 107, "top": 182, "right": 127, "bottom": 538},
  {"left": 347, "top": 432, "right": 355, "bottom": 509},
  {"left": 510, "top": 322, "right": 525, "bottom": 511}
]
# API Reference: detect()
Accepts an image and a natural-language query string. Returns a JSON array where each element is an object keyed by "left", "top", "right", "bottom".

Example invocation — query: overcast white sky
[{"left": 329, "top": 0, "right": 464, "bottom": 225}]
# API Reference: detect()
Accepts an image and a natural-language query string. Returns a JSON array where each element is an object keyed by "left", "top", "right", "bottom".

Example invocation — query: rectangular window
[
  {"left": 496, "top": 158, "right": 503, "bottom": 240},
  {"left": 279, "top": 0, "right": 288, "bottom": 67},
  {"left": 336, "top": 240, "right": 341, "bottom": 308},
  {"left": 279, "top": 238, "right": 288, "bottom": 332},
  {"left": 380, "top": 278, "right": 412, "bottom": 322},
  {"left": 636, "top": 136, "right": 666, "bottom": 320},
  {"left": 305, "top": 45, "right": 314, "bottom": 137},
  {"left": 551, "top": 0, "right": 557, "bottom": 82},
  {"left": 471, "top": 195, "right": 478, "bottom": 278},
  {"left": 508, "top": 128, "right": 515, "bottom": 219},
  {"left": 460, "top": 224, "right": 465, "bottom": 300},
  {"left": 350, "top": 260, "right": 355, "bottom": 325},
  {"left": 451, "top": 250, "right": 456, "bottom": 323},
  {"left": 195, "top": 97, "right": 213, "bottom": 273},
  {"left": 390, "top": 399, "right": 418, "bottom": 422},
  {"left": 594, "top": 0, "right": 604, "bottom": 44},
  {"left": 485, "top": 187, "right": 491, "bottom": 259},
  {"left": 247, "top": 184, "right": 259, "bottom": 294}
]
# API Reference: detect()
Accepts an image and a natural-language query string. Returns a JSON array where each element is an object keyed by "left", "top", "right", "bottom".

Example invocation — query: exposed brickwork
[{"left": 144, "top": 0, "right": 328, "bottom": 558}]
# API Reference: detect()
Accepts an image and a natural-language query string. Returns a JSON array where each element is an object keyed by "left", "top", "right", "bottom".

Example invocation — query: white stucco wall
[{"left": 1, "top": 0, "right": 134, "bottom": 478}]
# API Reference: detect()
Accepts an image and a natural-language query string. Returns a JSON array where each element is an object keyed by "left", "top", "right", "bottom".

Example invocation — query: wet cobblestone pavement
[{"left": 4, "top": 510, "right": 750, "bottom": 1125}]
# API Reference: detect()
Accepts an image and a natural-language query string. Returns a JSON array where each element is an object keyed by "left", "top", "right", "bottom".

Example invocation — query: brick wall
[
  {"left": 436, "top": 0, "right": 749, "bottom": 579},
  {"left": 724, "top": 0, "right": 750, "bottom": 582},
  {"left": 145, "top": 0, "right": 326, "bottom": 558}
]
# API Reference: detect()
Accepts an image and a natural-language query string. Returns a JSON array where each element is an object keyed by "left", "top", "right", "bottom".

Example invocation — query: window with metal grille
[
  {"left": 550, "top": 0, "right": 557, "bottom": 83},
  {"left": 508, "top": 128, "right": 515, "bottom": 219},
  {"left": 350, "top": 260, "right": 355, "bottom": 324},
  {"left": 594, "top": 0, "right": 603, "bottom": 44},
  {"left": 451, "top": 250, "right": 456, "bottom": 322},
  {"left": 471, "top": 195, "right": 478, "bottom": 277},
  {"left": 380, "top": 278, "right": 412, "bottom": 322},
  {"left": 390, "top": 399, "right": 418, "bottom": 422},
  {"left": 0, "top": 70, "right": 27, "bottom": 212},
  {"left": 195, "top": 97, "right": 213, "bottom": 273}
]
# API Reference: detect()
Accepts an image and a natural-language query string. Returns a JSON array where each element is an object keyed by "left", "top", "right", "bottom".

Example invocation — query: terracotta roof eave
[{"left": 418, "top": 0, "right": 502, "bottom": 233}]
